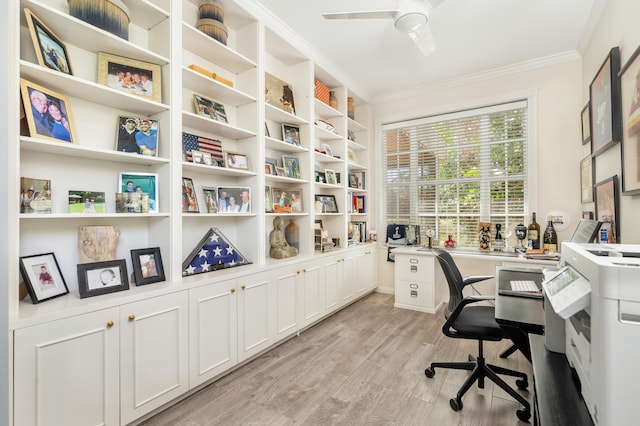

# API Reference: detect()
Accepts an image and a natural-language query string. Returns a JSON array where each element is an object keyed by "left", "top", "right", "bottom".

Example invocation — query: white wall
[{"left": 580, "top": 0, "right": 640, "bottom": 244}]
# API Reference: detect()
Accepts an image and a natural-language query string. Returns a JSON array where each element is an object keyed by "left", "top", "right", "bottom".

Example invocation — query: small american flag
[
  {"left": 182, "top": 132, "right": 223, "bottom": 162},
  {"left": 182, "top": 228, "right": 250, "bottom": 276}
]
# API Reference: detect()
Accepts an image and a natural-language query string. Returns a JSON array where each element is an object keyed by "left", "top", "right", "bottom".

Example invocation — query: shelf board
[
  {"left": 20, "top": 137, "right": 170, "bottom": 165},
  {"left": 182, "top": 23, "right": 256, "bottom": 74},
  {"left": 182, "top": 213, "right": 257, "bottom": 218},
  {"left": 182, "top": 161, "right": 257, "bottom": 177},
  {"left": 347, "top": 187, "right": 367, "bottom": 194},
  {"left": 348, "top": 139, "right": 367, "bottom": 151},
  {"left": 22, "top": 0, "right": 170, "bottom": 65},
  {"left": 182, "top": 67, "right": 256, "bottom": 107},
  {"left": 265, "top": 175, "right": 308, "bottom": 184},
  {"left": 20, "top": 61, "right": 170, "bottom": 115},
  {"left": 315, "top": 182, "right": 343, "bottom": 190},
  {"left": 265, "top": 213, "right": 309, "bottom": 217},
  {"left": 265, "top": 104, "right": 308, "bottom": 125},
  {"left": 265, "top": 137, "right": 308, "bottom": 153},
  {"left": 314, "top": 98, "right": 342, "bottom": 119},
  {"left": 314, "top": 125, "right": 343, "bottom": 141},
  {"left": 20, "top": 213, "right": 170, "bottom": 219},
  {"left": 314, "top": 151, "right": 344, "bottom": 164},
  {"left": 182, "top": 111, "right": 256, "bottom": 140},
  {"left": 348, "top": 162, "right": 367, "bottom": 171},
  {"left": 348, "top": 117, "right": 367, "bottom": 132}
]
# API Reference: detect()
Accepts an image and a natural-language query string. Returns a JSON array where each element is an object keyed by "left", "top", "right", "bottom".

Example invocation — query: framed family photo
[
  {"left": 282, "top": 155, "right": 301, "bottom": 179},
  {"left": 202, "top": 187, "right": 218, "bottom": 213},
  {"left": 193, "top": 93, "right": 228, "bottom": 123},
  {"left": 282, "top": 123, "right": 301, "bottom": 145},
  {"left": 19, "top": 252, "right": 69, "bottom": 304},
  {"left": 77, "top": 259, "right": 129, "bottom": 299},
  {"left": 115, "top": 116, "right": 159, "bottom": 155},
  {"left": 182, "top": 177, "right": 199, "bottom": 213},
  {"left": 98, "top": 52, "right": 162, "bottom": 102},
  {"left": 589, "top": 47, "right": 621, "bottom": 157},
  {"left": 131, "top": 247, "right": 165, "bottom": 286},
  {"left": 225, "top": 151, "right": 249, "bottom": 170},
  {"left": 20, "top": 177, "right": 52, "bottom": 214},
  {"left": 119, "top": 172, "right": 158, "bottom": 213},
  {"left": 315, "top": 194, "right": 339, "bottom": 213},
  {"left": 68, "top": 190, "right": 106, "bottom": 213},
  {"left": 618, "top": 43, "right": 640, "bottom": 195},
  {"left": 217, "top": 186, "right": 251, "bottom": 213},
  {"left": 25, "top": 8, "right": 72, "bottom": 74},
  {"left": 20, "top": 78, "right": 76, "bottom": 143}
]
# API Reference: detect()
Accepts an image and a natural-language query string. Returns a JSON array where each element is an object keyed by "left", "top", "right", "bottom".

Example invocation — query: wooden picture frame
[
  {"left": 225, "top": 151, "right": 249, "bottom": 170},
  {"left": 580, "top": 154, "right": 594, "bottom": 203},
  {"left": 202, "top": 186, "right": 218, "bottom": 213},
  {"left": 77, "top": 259, "right": 129, "bottom": 299},
  {"left": 182, "top": 177, "right": 199, "bottom": 213},
  {"left": 265, "top": 72, "right": 296, "bottom": 115},
  {"left": 281, "top": 123, "right": 301, "bottom": 145},
  {"left": 115, "top": 116, "right": 159, "bottom": 155},
  {"left": 119, "top": 172, "right": 158, "bottom": 213},
  {"left": 19, "top": 252, "right": 69, "bottom": 304},
  {"left": 217, "top": 186, "right": 251, "bottom": 213},
  {"left": 130, "top": 247, "right": 165, "bottom": 286},
  {"left": 581, "top": 102, "right": 591, "bottom": 146},
  {"left": 282, "top": 155, "right": 301, "bottom": 179},
  {"left": 97, "top": 52, "right": 162, "bottom": 102},
  {"left": 315, "top": 194, "right": 339, "bottom": 213},
  {"left": 20, "top": 78, "right": 76, "bottom": 143},
  {"left": 193, "top": 93, "right": 227, "bottom": 123},
  {"left": 595, "top": 175, "right": 619, "bottom": 243},
  {"left": 589, "top": 47, "right": 622, "bottom": 157},
  {"left": 618, "top": 43, "right": 640, "bottom": 195},
  {"left": 24, "top": 8, "right": 72, "bottom": 74}
]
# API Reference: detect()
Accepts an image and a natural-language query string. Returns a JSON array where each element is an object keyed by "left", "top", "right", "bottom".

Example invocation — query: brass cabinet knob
[
  {"left": 106, "top": 321, "right": 115, "bottom": 328},
  {"left": 241, "top": 284, "right": 246, "bottom": 290},
  {"left": 230, "top": 288, "right": 236, "bottom": 293},
  {"left": 128, "top": 314, "right": 135, "bottom": 321}
]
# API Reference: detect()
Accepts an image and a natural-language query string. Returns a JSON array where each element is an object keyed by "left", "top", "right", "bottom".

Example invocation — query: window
[{"left": 382, "top": 101, "right": 528, "bottom": 248}]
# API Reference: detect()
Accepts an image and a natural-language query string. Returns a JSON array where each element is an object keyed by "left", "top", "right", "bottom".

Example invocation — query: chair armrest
[
  {"left": 442, "top": 295, "right": 496, "bottom": 333},
  {"left": 463, "top": 275, "right": 493, "bottom": 286}
]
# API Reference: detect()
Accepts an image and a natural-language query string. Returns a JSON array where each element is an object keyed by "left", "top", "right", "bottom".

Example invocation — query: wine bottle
[
  {"left": 527, "top": 212, "right": 540, "bottom": 249},
  {"left": 543, "top": 216, "right": 558, "bottom": 253}
]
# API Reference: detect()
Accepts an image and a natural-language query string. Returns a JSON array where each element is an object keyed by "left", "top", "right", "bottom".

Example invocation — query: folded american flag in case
[
  {"left": 182, "top": 132, "right": 223, "bottom": 163},
  {"left": 182, "top": 228, "right": 251, "bottom": 276}
]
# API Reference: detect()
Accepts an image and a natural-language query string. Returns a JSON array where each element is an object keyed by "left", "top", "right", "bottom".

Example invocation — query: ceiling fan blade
[
  {"left": 322, "top": 10, "right": 398, "bottom": 20},
  {"left": 406, "top": 23, "right": 436, "bottom": 56}
]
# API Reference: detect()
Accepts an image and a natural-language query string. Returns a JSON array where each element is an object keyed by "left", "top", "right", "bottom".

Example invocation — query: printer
[{"left": 542, "top": 242, "right": 640, "bottom": 425}]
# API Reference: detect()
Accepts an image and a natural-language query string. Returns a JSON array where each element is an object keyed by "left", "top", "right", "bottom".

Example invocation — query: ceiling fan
[{"left": 322, "top": 0, "right": 444, "bottom": 56}]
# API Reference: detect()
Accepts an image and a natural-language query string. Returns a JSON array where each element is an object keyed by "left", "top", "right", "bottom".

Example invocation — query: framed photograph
[
  {"left": 265, "top": 122, "right": 271, "bottom": 137},
  {"left": 265, "top": 157, "right": 278, "bottom": 174},
  {"left": 19, "top": 252, "right": 69, "bottom": 304},
  {"left": 24, "top": 8, "right": 72, "bottom": 74},
  {"left": 119, "top": 172, "right": 158, "bottom": 213},
  {"left": 315, "top": 170, "right": 326, "bottom": 183},
  {"left": 265, "top": 72, "right": 296, "bottom": 115},
  {"left": 580, "top": 155, "right": 594, "bottom": 203},
  {"left": 265, "top": 186, "right": 274, "bottom": 213},
  {"left": 131, "top": 247, "right": 165, "bottom": 286},
  {"left": 581, "top": 103, "right": 591, "bottom": 146},
  {"left": 115, "top": 116, "right": 159, "bottom": 156},
  {"left": 68, "top": 190, "right": 106, "bottom": 213},
  {"left": 590, "top": 47, "right": 621, "bottom": 157},
  {"left": 322, "top": 143, "right": 333, "bottom": 157},
  {"left": 20, "top": 177, "right": 52, "bottom": 214},
  {"left": 315, "top": 194, "right": 339, "bottom": 213},
  {"left": 595, "top": 175, "right": 619, "bottom": 243},
  {"left": 265, "top": 163, "right": 274, "bottom": 175},
  {"left": 271, "top": 187, "right": 300, "bottom": 213},
  {"left": 282, "top": 123, "right": 301, "bottom": 145},
  {"left": 282, "top": 155, "right": 301, "bottom": 179},
  {"left": 618, "top": 43, "right": 640, "bottom": 195},
  {"left": 325, "top": 169, "right": 337, "bottom": 185},
  {"left": 115, "top": 192, "right": 149, "bottom": 213},
  {"left": 201, "top": 186, "right": 218, "bottom": 213},
  {"left": 193, "top": 93, "right": 227, "bottom": 123},
  {"left": 217, "top": 186, "right": 251, "bottom": 213},
  {"left": 191, "top": 150, "right": 204, "bottom": 164},
  {"left": 20, "top": 78, "right": 76, "bottom": 143},
  {"left": 348, "top": 147, "right": 358, "bottom": 163},
  {"left": 77, "top": 259, "right": 129, "bottom": 299},
  {"left": 225, "top": 151, "right": 249, "bottom": 170},
  {"left": 275, "top": 166, "right": 286, "bottom": 177},
  {"left": 582, "top": 211, "right": 594, "bottom": 220},
  {"left": 182, "top": 177, "right": 199, "bottom": 213},
  {"left": 97, "top": 52, "right": 161, "bottom": 102}
]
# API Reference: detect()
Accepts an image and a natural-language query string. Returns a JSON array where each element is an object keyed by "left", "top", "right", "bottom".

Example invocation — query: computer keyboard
[{"left": 510, "top": 280, "right": 539, "bottom": 292}]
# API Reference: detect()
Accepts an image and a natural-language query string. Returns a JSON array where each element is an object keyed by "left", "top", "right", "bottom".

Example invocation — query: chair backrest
[{"left": 432, "top": 248, "right": 465, "bottom": 319}]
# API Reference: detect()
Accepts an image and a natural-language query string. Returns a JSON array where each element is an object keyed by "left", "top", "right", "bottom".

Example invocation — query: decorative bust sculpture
[{"left": 269, "top": 216, "right": 298, "bottom": 259}]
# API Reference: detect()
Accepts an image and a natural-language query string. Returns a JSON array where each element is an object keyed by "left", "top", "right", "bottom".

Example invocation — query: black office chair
[{"left": 425, "top": 248, "right": 531, "bottom": 422}]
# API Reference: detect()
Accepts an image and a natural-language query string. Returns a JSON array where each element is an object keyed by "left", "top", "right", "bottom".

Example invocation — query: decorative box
[
  {"left": 68, "top": 0, "right": 130, "bottom": 40},
  {"left": 197, "top": 18, "right": 228, "bottom": 45},
  {"left": 198, "top": 0, "right": 224, "bottom": 23},
  {"left": 188, "top": 64, "right": 233, "bottom": 87},
  {"left": 314, "top": 79, "right": 330, "bottom": 105}
]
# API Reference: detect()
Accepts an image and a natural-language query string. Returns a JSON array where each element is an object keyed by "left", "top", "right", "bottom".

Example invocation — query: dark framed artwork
[
  {"left": 589, "top": 47, "right": 621, "bottom": 157},
  {"left": 580, "top": 154, "right": 595, "bottom": 203},
  {"left": 97, "top": 52, "right": 162, "bottom": 102},
  {"left": 19, "top": 252, "right": 69, "bottom": 304},
  {"left": 20, "top": 78, "right": 76, "bottom": 143},
  {"left": 618, "top": 43, "right": 640, "bottom": 195},
  {"left": 131, "top": 247, "right": 165, "bottom": 286},
  {"left": 595, "top": 175, "right": 619, "bottom": 243},
  {"left": 581, "top": 102, "right": 591, "bottom": 146},
  {"left": 77, "top": 259, "right": 130, "bottom": 299},
  {"left": 24, "top": 8, "right": 72, "bottom": 74},
  {"left": 315, "top": 194, "right": 339, "bottom": 213}
]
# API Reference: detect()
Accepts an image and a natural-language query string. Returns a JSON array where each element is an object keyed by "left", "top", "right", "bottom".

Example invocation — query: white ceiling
[{"left": 254, "top": 0, "right": 600, "bottom": 99}]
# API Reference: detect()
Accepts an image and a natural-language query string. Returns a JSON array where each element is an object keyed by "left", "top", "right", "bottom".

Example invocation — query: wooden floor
[{"left": 141, "top": 292, "right": 533, "bottom": 426}]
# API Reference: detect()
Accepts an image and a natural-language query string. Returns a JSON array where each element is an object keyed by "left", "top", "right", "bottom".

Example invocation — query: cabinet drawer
[
  {"left": 394, "top": 279, "right": 434, "bottom": 310},
  {"left": 395, "top": 253, "right": 434, "bottom": 281}
]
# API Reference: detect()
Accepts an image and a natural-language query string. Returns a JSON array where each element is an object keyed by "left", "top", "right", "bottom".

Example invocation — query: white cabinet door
[
  {"left": 120, "top": 292, "right": 189, "bottom": 424},
  {"left": 323, "top": 255, "right": 342, "bottom": 311},
  {"left": 271, "top": 266, "right": 299, "bottom": 342},
  {"left": 355, "top": 248, "right": 376, "bottom": 295},
  {"left": 341, "top": 254, "right": 356, "bottom": 303},
  {"left": 237, "top": 271, "right": 272, "bottom": 362},
  {"left": 299, "top": 263, "right": 323, "bottom": 328},
  {"left": 14, "top": 308, "right": 120, "bottom": 426},
  {"left": 189, "top": 280, "right": 238, "bottom": 388}
]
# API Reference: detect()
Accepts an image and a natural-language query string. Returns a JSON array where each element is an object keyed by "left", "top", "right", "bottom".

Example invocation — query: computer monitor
[{"left": 569, "top": 219, "right": 602, "bottom": 243}]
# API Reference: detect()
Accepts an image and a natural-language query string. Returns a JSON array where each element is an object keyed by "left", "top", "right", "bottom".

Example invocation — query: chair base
[{"left": 425, "top": 344, "right": 531, "bottom": 422}]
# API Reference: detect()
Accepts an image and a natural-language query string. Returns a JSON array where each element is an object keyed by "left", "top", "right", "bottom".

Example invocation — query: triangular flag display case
[{"left": 182, "top": 228, "right": 251, "bottom": 276}]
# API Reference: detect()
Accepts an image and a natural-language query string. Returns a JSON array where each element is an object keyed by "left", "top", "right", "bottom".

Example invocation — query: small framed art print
[
  {"left": 19, "top": 252, "right": 69, "bottom": 304},
  {"left": 77, "top": 259, "right": 130, "bottom": 299},
  {"left": 131, "top": 247, "right": 165, "bottom": 286}
]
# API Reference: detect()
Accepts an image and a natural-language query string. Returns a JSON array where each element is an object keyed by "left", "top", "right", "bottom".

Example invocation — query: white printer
[{"left": 543, "top": 242, "right": 640, "bottom": 425}]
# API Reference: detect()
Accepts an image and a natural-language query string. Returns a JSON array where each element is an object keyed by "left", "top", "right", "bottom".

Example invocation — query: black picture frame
[
  {"left": 594, "top": 175, "right": 619, "bottom": 243},
  {"left": 581, "top": 102, "right": 591, "bottom": 146},
  {"left": 618, "top": 43, "right": 640, "bottom": 195},
  {"left": 77, "top": 259, "right": 129, "bottom": 299},
  {"left": 19, "top": 252, "right": 69, "bottom": 304},
  {"left": 131, "top": 247, "right": 165, "bottom": 286},
  {"left": 315, "top": 194, "right": 339, "bottom": 213},
  {"left": 281, "top": 123, "right": 301, "bottom": 145},
  {"left": 24, "top": 8, "right": 72, "bottom": 75},
  {"left": 589, "top": 47, "right": 622, "bottom": 157},
  {"left": 580, "top": 154, "right": 595, "bottom": 203}
]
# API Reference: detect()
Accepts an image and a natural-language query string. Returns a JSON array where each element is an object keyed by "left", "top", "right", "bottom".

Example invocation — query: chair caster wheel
[
  {"left": 516, "top": 378, "right": 528, "bottom": 390},
  {"left": 425, "top": 367, "right": 435, "bottom": 378},
  {"left": 450, "top": 398, "right": 462, "bottom": 411},
  {"left": 516, "top": 408, "right": 531, "bottom": 422}
]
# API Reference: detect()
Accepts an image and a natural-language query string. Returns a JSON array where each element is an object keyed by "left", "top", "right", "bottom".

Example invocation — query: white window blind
[{"left": 382, "top": 100, "right": 528, "bottom": 248}]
